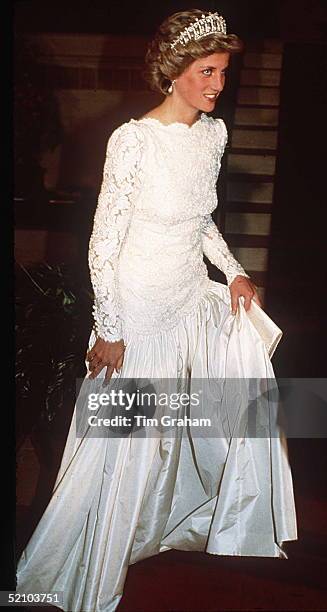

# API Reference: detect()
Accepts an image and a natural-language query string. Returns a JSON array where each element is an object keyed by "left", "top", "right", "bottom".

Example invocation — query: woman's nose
[{"left": 213, "top": 74, "right": 224, "bottom": 92}]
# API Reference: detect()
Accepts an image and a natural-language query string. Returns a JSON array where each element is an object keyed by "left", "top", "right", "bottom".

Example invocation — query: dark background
[{"left": 14, "top": 0, "right": 281, "bottom": 38}]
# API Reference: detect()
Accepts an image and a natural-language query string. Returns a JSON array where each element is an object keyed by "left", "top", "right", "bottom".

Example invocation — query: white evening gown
[{"left": 16, "top": 113, "right": 298, "bottom": 612}]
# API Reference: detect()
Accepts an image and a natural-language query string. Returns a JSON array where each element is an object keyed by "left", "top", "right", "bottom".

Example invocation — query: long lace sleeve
[
  {"left": 88, "top": 123, "right": 144, "bottom": 342},
  {"left": 201, "top": 214, "right": 250, "bottom": 286},
  {"left": 200, "top": 117, "right": 250, "bottom": 286}
]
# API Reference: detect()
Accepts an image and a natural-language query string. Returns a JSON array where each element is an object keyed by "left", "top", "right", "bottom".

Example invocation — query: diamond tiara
[{"left": 170, "top": 12, "right": 227, "bottom": 53}]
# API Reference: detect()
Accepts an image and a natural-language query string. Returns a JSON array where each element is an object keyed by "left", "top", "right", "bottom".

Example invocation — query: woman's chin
[{"left": 198, "top": 97, "right": 217, "bottom": 111}]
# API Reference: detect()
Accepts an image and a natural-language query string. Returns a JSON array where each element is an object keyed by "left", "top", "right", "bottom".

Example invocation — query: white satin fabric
[{"left": 16, "top": 280, "right": 298, "bottom": 612}]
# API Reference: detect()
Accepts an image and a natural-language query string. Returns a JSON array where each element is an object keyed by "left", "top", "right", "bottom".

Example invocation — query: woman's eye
[{"left": 202, "top": 69, "right": 212, "bottom": 76}]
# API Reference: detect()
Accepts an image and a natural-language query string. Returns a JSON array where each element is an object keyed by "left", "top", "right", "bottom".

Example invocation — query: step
[
  {"left": 228, "top": 153, "right": 276, "bottom": 176},
  {"left": 245, "top": 39, "right": 283, "bottom": 54},
  {"left": 228, "top": 173, "right": 274, "bottom": 183},
  {"left": 237, "top": 86, "right": 280, "bottom": 107},
  {"left": 230, "top": 247, "right": 269, "bottom": 271},
  {"left": 227, "top": 181, "right": 274, "bottom": 203},
  {"left": 231, "top": 128, "right": 278, "bottom": 150},
  {"left": 234, "top": 107, "right": 279, "bottom": 127},
  {"left": 243, "top": 52, "right": 282, "bottom": 70},
  {"left": 225, "top": 212, "right": 271, "bottom": 236},
  {"left": 226, "top": 234, "right": 269, "bottom": 248},
  {"left": 241, "top": 68, "right": 281, "bottom": 87},
  {"left": 226, "top": 202, "right": 272, "bottom": 214}
]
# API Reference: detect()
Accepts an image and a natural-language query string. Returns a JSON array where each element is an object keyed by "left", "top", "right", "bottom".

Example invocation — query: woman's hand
[
  {"left": 229, "top": 275, "right": 262, "bottom": 314},
  {"left": 86, "top": 337, "right": 126, "bottom": 382}
]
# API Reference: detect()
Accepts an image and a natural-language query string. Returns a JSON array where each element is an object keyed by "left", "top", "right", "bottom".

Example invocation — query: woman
[{"left": 16, "top": 9, "right": 298, "bottom": 612}]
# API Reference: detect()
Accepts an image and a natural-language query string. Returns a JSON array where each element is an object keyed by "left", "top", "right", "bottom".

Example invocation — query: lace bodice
[{"left": 88, "top": 113, "right": 249, "bottom": 342}]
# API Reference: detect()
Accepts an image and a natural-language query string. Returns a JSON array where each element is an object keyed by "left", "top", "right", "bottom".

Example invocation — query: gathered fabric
[{"left": 17, "top": 282, "right": 297, "bottom": 612}]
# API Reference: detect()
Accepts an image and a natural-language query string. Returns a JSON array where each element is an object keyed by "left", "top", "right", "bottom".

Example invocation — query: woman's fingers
[
  {"left": 88, "top": 354, "right": 122, "bottom": 380},
  {"left": 243, "top": 291, "right": 254, "bottom": 311},
  {"left": 88, "top": 355, "right": 103, "bottom": 372},
  {"left": 86, "top": 338, "right": 101, "bottom": 362},
  {"left": 231, "top": 293, "right": 239, "bottom": 315},
  {"left": 252, "top": 293, "right": 262, "bottom": 308},
  {"left": 86, "top": 338, "right": 126, "bottom": 380},
  {"left": 104, "top": 364, "right": 115, "bottom": 383},
  {"left": 230, "top": 278, "right": 263, "bottom": 315},
  {"left": 89, "top": 361, "right": 105, "bottom": 379},
  {"left": 230, "top": 291, "right": 253, "bottom": 313},
  {"left": 231, "top": 290, "right": 259, "bottom": 313},
  {"left": 115, "top": 352, "right": 125, "bottom": 373}
]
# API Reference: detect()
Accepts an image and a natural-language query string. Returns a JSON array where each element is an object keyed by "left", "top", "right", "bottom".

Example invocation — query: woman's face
[{"left": 174, "top": 51, "right": 230, "bottom": 112}]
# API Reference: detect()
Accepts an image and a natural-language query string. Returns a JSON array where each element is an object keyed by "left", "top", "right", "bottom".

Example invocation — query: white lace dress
[{"left": 16, "top": 113, "right": 298, "bottom": 612}]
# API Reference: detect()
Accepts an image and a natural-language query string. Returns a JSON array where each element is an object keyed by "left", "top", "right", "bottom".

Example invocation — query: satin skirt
[{"left": 16, "top": 280, "right": 298, "bottom": 612}]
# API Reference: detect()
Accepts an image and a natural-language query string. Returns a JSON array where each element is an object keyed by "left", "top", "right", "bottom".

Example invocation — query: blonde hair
[{"left": 143, "top": 9, "right": 244, "bottom": 95}]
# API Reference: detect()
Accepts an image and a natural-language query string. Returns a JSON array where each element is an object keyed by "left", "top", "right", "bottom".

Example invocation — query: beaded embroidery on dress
[{"left": 89, "top": 113, "right": 249, "bottom": 339}]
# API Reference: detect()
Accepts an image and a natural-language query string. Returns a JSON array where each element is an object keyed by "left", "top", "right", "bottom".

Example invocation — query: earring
[{"left": 167, "top": 79, "right": 176, "bottom": 94}]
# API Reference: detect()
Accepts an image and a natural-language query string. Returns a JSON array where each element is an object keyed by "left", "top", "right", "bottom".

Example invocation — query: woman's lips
[{"left": 203, "top": 93, "right": 218, "bottom": 100}]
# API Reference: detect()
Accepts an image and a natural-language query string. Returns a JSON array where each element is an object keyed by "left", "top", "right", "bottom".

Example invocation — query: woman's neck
[{"left": 148, "top": 97, "right": 201, "bottom": 127}]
